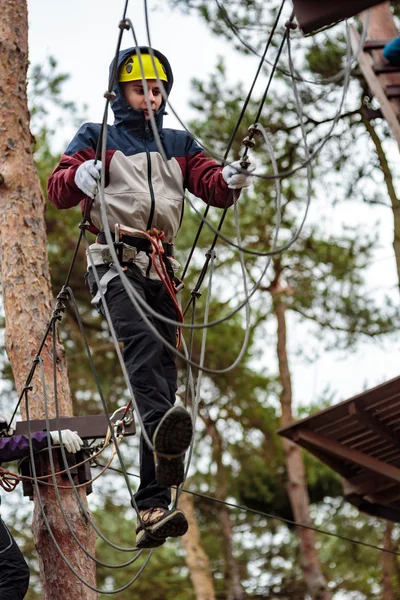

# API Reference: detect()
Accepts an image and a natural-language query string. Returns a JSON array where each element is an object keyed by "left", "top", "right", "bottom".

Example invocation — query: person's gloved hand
[
  {"left": 0, "top": 413, "right": 15, "bottom": 435},
  {"left": 49, "top": 430, "right": 84, "bottom": 454},
  {"left": 222, "top": 160, "right": 255, "bottom": 190},
  {"left": 74, "top": 160, "right": 102, "bottom": 199}
]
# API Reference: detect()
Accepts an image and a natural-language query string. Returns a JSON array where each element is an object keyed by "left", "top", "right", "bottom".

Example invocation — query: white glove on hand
[
  {"left": 49, "top": 430, "right": 84, "bottom": 454},
  {"left": 0, "top": 413, "right": 15, "bottom": 435},
  {"left": 74, "top": 160, "right": 102, "bottom": 199},
  {"left": 222, "top": 160, "right": 255, "bottom": 190}
]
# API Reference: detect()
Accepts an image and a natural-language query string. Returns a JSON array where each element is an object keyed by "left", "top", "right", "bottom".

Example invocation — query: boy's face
[{"left": 122, "top": 79, "right": 163, "bottom": 119}]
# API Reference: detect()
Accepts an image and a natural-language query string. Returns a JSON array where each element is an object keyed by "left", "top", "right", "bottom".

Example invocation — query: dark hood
[{"left": 109, "top": 46, "right": 174, "bottom": 133}]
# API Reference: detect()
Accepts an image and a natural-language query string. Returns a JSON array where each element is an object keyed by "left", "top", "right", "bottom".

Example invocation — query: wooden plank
[
  {"left": 350, "top": 25, "right": 400, "bottom": 150},
  {"left": 386, "top": 85, "right": 400, "bottom": 98},
  {"left": 374, "top": 63, "right": 400, "bottom": 74},
  {"left": 368, "top": 487, "right": 400, "bottom": 504},
  {"left": 349, "top": 402, "right": 400, "bottom": 447},
  {"left": 292, "top": 435, "right": 355, "bottom": 479},
  {"left": 297, "top": 429, "right": 400, "bottom": 483},
  {"left": 345, "top": 473, "right": 396, "bottom": 495},
  {"left": 364, "top": 39, "right": 392, "bottom": 50},
  {"left": 15, "top": 414, "right": 136, "bottom": 440},
  {"left": 292, "top": 0, "right": 387, "bottom": 35},
  {"left": 279, "top": 376, "right": 400, "bottom": 441}
]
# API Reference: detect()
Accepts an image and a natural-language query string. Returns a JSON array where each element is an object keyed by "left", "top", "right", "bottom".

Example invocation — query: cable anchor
[
  {"left": 241, "top": 123, "right": 260, "bottom": 168},
  {"left": 104, "top": 91, "right": 117, "bottom": 101},
  {"left": 52, "top": 286, "right": 70, "bottom": 321}
]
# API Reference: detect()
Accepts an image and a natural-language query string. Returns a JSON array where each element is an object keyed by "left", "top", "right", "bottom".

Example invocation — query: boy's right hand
[{"left": 74, "top": 160, "right": 102, "bottom": 199}]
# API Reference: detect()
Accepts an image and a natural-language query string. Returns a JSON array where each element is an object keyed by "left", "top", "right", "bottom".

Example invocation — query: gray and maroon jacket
[{"left": 47, "top": 47, "right": 232, "bottom": 251}]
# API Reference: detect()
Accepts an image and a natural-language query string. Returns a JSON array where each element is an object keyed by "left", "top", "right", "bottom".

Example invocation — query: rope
[{"left": 100, "top": 463, "right": 400, "bottom": 558}]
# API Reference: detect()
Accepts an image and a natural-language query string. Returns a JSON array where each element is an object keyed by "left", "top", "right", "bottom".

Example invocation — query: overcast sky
[{"left": 25, "top": 0, "right": 400, "bottom": 411}]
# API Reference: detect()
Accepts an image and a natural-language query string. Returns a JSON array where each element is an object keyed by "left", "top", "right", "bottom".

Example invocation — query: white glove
[
  {"left": 222, "top": 160, "right": 255, "bottom": 189},
  {"left": 74, "top": 160, "right": 102, "bottom": 199},
  {"left": 49, "top": 430, "right": 84, "bottom": 454},
  {"left": 0, "top": 413, "right": 15, "bottom": 435}
]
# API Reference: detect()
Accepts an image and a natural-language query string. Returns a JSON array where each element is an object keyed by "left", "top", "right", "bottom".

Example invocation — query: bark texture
[
  {"left": 270, "top": 277, "right": 332, "bottom": 600},
  {"left": 179, "top": 491, "right": 216, "bottom": 600},
  {"left": 381, "top": 521, "right": 394, "bottom": 600},
  {"left": 360, "top": 107, "right": 400, "bottom": 290},
  {"left": 0, "top": 1, "right": 96, "bottom": 597},
  {"left": 204, "top": 416, "right": 244, "bottom": 600}
]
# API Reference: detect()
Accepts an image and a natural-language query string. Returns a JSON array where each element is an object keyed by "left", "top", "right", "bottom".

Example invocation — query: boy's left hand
[{"left": 222, "top": 160, "right": 255, "bottom": 189}]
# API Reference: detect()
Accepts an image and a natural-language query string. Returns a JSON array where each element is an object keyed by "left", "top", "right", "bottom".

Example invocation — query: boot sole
[
  {"left": 153, "top": 407, "right": 193, "bottom": 487},
  {"left": 136, "top": 510, "right": 188, "bottom": 549}
]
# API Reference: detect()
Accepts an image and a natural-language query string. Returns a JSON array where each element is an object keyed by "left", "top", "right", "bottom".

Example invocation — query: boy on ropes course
[
  {"left": 47, "top": 46, "right": 254, "bottom": 548},
  {"left": 0, "top": 414, "right": 82, "bottom": 599}
]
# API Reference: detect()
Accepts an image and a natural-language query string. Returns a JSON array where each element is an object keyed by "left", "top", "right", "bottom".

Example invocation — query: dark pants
[
  {"left": 0, "top": 518, "right": 30, "bottom": 599},
  {"left": 87, "top": 265, "right": 178, "bottom": 510}
]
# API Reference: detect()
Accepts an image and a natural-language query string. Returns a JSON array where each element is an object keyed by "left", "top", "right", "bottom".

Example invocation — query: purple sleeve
[{"left": 0, "top": 432, "right": 49, "bottom": 463}]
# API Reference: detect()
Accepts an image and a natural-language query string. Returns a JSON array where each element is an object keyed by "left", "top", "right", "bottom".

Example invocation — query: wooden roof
[
  {"left": 279, "top": 375, "right": 400, "bottom": 522},
  {"left": 292, "top": 0, "right": 386, "bottom": 35}
]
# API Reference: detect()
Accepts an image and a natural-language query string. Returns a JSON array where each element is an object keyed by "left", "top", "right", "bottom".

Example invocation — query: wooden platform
[
  {"left": 279, "top": 376, "right": 400, "bottom": 522},
  {"left": 292, "top": 0, "right": 387, "bottom": 35},
  {"left": 350, "top": 25, "right": 400, "bottom": 152}
]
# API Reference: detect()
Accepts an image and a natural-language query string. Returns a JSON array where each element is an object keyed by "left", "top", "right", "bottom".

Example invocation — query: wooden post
[
  {"left": 349, "top": 2, "right": 400, "bottom": 150},
  {"left": 291, "top": 0, "right": 387, "bottom": 35},
  {"left": 362, "top": 2, "right": 400, "bottom": 115},
  {"left": 0, "top": 1, "right": 97, "bottom": 597}
]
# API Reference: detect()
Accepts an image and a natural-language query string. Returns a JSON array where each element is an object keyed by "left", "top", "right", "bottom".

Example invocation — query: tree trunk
[
  {"left": 204, "top": 416, "right": 244, "bottom": 600},
  {"left": 179, "top": 491, "right": 216, "bottom": 600},
  {"left": 381, "top": 521, "right": 394, "bottom": 600},
  {"left": 359, "top": 107, "right": 400, "bottom": 290},
  {"left": 270, "top": 278, "right": 332, "bottom": 600},
  {"left": 0, "top": 1, "right": 97, "bottom": 597}
]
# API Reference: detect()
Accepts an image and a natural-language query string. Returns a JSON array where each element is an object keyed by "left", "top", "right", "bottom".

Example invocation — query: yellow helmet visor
[{"left": 119, "top": 54, "right": 168, "bottom": 83}]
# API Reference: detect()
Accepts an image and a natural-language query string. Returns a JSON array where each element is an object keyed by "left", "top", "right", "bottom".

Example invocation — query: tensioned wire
[
  {"left": 92, "top": 10, "right": 290, "bottom": 343},
  {"left": 36, "top": 349, "right": 144, "bottom": 569},
  {"left": 180, "top": 20, "right": 353, "bottom": 256},
  {"left": 100, "top": 463, "right": 400, "bottom": 558},
  {"left": 24, "top": 386, "right": 153, "bottom": 595},
  {"left": 141, "top": 0, "right": 357, "bottom": 184},
  {"left": 91, "top": 103, "right": 283, "bottom": 488},
  {"left": 96, "top": 5, "right": 310, "bottom": 502},
  {"left": 214, "top": 0, "right": 371, "bottom": 87},
  {"left": 89, "top": 11, "right": 283, "bottom": 488},
  {"left": 138, "top": 3, "right": 354, "bottom": 300},
  {"left": 42, "top": 287, "right": 148, "bottom": 552},
  {"left": 92, "top": 20, "right": 316, "bottom": 354}
]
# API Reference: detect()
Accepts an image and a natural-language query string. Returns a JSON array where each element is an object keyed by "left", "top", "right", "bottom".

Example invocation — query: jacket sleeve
[
  {"left": 0, "top": 432, "right": 49, "bottom": 463},
  {"left": 383, "top": 37, "right": 400, "bottom": 66},
  {"left": 183, "top": 137, "right": 236, "bottom": 208},
  {"left": 47, "top": 122, "right": 101, "bottom": 210}
]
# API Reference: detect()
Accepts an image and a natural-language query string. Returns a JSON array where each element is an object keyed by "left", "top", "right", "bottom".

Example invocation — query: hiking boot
[
  {"left": 136, "top": 507, "right": 188, "bottom": 549},
  {"left": 153, "top": 406, "right": 193, "bottom": 488}
]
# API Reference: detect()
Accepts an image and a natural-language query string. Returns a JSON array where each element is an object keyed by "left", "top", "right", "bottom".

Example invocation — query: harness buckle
[{"left": 101, "top": 244, "right": 137, "bottom": 265}]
